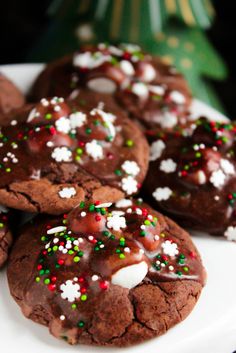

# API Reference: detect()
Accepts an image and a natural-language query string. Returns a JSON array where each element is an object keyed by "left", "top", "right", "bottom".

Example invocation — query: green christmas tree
[{"left": 30, "top": 0, "right": 227, "bottom": 112}]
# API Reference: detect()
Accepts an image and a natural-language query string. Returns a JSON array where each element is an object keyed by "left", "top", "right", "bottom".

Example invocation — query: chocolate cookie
[
  {"left": 7, "top": 199, "right": 205, "bottom": 346},
  {"left": 0, "top": 73, "right": 25, "bottom": 119},
  {"left": 145, "top": 117, "right": 236, "bottom": 238},
  {"left": 0, "top": 91, "right": 149, "bottom": 214},
  {"left": 0, "top": 204, "right": 12, "bottom": 268},
  {"left": 30, "top": 43, "right": 191, "bottom": 129}
]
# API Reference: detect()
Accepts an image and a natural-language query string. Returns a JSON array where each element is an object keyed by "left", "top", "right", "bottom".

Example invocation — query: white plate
[{"left": 0, "top": 64, "right": 235, "bottom": 353}]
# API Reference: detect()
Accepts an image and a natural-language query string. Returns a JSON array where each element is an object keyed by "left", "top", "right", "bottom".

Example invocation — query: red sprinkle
[
  {"left": 99, "top": 280, "right": 109, "bottom": 290},
  {"left": 48, "top": 284, "right": 56, "bottom": 291}
]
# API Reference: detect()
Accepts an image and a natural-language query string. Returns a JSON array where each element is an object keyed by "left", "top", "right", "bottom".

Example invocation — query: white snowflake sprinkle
[
  {"left": 161, "top": 240, "right": 179, "bottom": 257},
  {"left": 224, "top": 226, "right": 236, "bottom": 241},
  {"left": 85, "top": 140, "right": 104, "bottom": 160},
  {"left": 152, "top": 187, "right": 172, "bottom": 201},
  {"left": 159, "top": 159, "right": 177, "bottom": 173},
  {"left": 51, "top": 147, "right": 72, "bottom": 162},
  {"left": 149, "top": 140, "right": 166, "bottom": 161},
  {"left": 60, "top": 280, "right": 81, "bottom": 302},
  {"left": 55, "top": 117, "right": 71, "bottom": 134},
  {"left": 121, "top": 176, "right": 138, "bottom": 195},
  {"left": 210, "top": 169, "right": 226, "bottom": 188},
  {"left": 121, "top": 160, "right": 140, "bottom": 176},
  {"left": 69, "top": 112, "right": 87, "bottom": 128},
  {"left": 107, "top": 213, "right": 127, "bottom": 231},
  {"left": 58, "top": 187, "right": 76, "bottom": 199},
  {"left": 220, "top": 159, "right": 235, "bottom": 175}
]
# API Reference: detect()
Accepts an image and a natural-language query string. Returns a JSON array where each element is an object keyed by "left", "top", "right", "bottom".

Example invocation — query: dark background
[{"left": 0, "top": 0, "right": 235, "bottom": 117}]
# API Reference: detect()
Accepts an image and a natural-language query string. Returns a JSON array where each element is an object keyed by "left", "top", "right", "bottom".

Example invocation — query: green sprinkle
[
  {"left": 45, "top": 113, "right": 52, "bottom": 120},
  {"left": 35, "top": 277, "right": 40, "bottom": 283},
  {"left": 125, "top": 139, "right": 134, "bottom": 147},
  {"left": 114, "top": 169, "right": 122, "bottom": 176},
  {"left": 44, "top": 278, "right": 50, "bottom": 285},
  {"left": 77, "top": 320, "right": 85, "bottom": 327},
  {"left": 89, "top": 204, "right": 95, "bottom": 212},
  {"left": 119, "top": 253, "right": 125, "bottom": 259},
  {"left": 81, "top": 294, "right": 87, "bottom": 301},
  {"left": 85, "top": 128, "right": 92, "bottom": 134},
  {"left": 73, "top": 256, "right": 80, "bottom": 263}
]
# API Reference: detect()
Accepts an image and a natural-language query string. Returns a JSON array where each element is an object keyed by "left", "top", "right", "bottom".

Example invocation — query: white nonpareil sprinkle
[
  {"left": 152, "top": 187, "right": 172, "bottom": 201},
  {"left": 224, "top": 226, "right": 236, "bottom": 241},
  {"left": 47, "top": 226, "right": 67, "bottom": 234},
  {"left": 161, "top": 240, "right": 179, "bottom": 257},
  {"left": 69, "top": 111, "right": 87, "bottom": 128},
  {"left": 159, "top": 159, "right": 177, "bottom": 173},
  {"left": 51, "top": 147, "right": 72, "bottom": 162},
  {"left": 85, "top": 140, "right": 104, "bottom": 160},
  {"left": 121, "top": 160, "right": 140, "bottom": 176},
  {"left": 209, "top": 169, "right": 226, "bottom": 188},
  {"left": 121, "top": 176, "right": 138, "bottom": 195},
  {"left": 46, "top": 141, "right": 54, "bottom": 147},
  {"left": 60, "top": 280, "right": 81, "bottom": 302},
  {"left": 55, "top": 117, "right": 71, "bottom": 134},
  {"left": 149, "top": 140, "right": 166, "bottom": 161},
  {"left": 120, "top": 60, "right": 135, "bottom": 76},
  {"left": 60, "top": 315, "right": 65, "bottom": 321},
  {"left": 131, "top": 82, "right": 149, "bottom": 98},
  {"left": 115, "top": 199, "right": 133, "bottom": 208},
  {"left": 58, "top": 187, "right": 76, "bottom": 199},
  {"left": 91, "top": 275, "right": 99, "bottom": 281}
]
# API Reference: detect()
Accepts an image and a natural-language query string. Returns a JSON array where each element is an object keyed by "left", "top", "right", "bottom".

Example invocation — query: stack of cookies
[{"left": 1, "top": 43, "right": 234, "bottom": 347}]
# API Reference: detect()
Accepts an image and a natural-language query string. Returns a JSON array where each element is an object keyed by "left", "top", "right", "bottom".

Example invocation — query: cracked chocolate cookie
[
  {"left": 0, "top": 91, "right": 149, "bottom": 214},
  {"left": 0, "top": 73, "right": 25, "bottom": 119},
  {"left": 30, "top": 43, "right": 191, "bottom": 129},
  {"left": 0, "top": 204, "right": 12, "bottom": 268},
  {"left": 145, "top": 117, "right": 236, "bottom": 237},
  {"left": 7, "top": 199, "right": 205, "bottom": 347}
]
